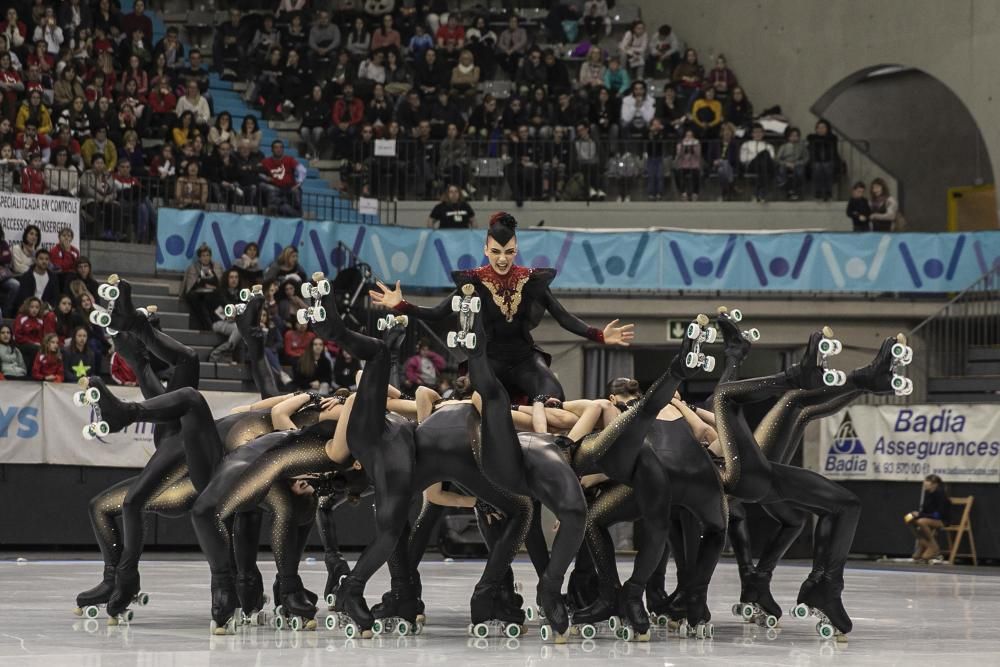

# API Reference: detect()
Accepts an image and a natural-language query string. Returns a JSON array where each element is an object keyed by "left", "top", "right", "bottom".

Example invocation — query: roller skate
[
  {"left": 447, "top": 284, "right": 481, "bottom": 350},
  {"left": 644, "top": 583, "right": 673, "bottom": 628},
  {"left": 715, "top": 306, "right": 759, "bottom": 363},
  {"left": 74, "top": 377, "right": 134, "bottom": 438},
  {"left": 468, "top": 584, "right": 525, "bottom": 639},
  {"left": 105, "top": 567, "right": 149, "bottom": 625},
  {"left": 790, "top": 571, "right": 851, "bottom": 640},
  {"left": 537, "top": 575, "right": 570, "bottom": 643},
  {"left": 327, "top": 575, "right": 374, "bottom": 638},
  {"left": 323, "top": 557, "right": 351, "bottom": 610},
  {"left": 570, "top": 594, "right": 621, "bottom": 640},
  {"left": 273, "top": 576, "right": 318, "bottom": 631},
  {"left": 89, "top": 274, "right": 122, "bottom": 333},
  {"left": 236, "top": 570, "right": 270, "bottom": 626},
  {"left": 371, "top": 583, "right": 425, "bottom": 636},
  {"left": 677, "top": 586, "right": 713, "bottom": 640},
  {"left": 889, "top": 334, "right": 914, "bottom": 396},
  {"left": 683, "top": 314, "right": 717, "bottom": 372},
  {"left": 732, "top": 569, "right": 780, "bottom": 629},
  {"left": 612, "top": 580, "right": 651, "bottom": 641},
  {"left": 498, "top": 572, "right": 524, "bottom": 615},
  {"left": 209, "top": 572, "right": 240, "bottom": 635},
  {"left": 74, "top": 565, "right": 116, "bottom": 619},
  {"left": 784, "top": 327, "right": 845, "bottom": 389},
  {"left": 567, "top": 564, "right": 599, "bottom": 612}
]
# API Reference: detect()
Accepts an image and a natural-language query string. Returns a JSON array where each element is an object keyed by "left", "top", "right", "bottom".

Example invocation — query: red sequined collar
[{"left": 470, "top": 265, "right": 532, "bottom": 322}]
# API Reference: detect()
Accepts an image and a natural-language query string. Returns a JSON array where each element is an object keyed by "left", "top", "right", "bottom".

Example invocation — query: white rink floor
[{"left": 0, "top": 556, "right": 996, "bottom": 666}]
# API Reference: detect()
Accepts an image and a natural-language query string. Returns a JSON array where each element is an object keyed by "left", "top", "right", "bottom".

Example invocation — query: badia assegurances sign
[{"left": 816, "top": 404, "right": 1000, "bottom": 483}]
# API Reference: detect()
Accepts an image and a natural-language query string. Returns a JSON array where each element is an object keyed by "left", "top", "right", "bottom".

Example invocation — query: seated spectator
[
  {"left": 45, "top": 146, "right": 78, "bottom": 196},
  {"left": 234, "top": 140, "right": 260, "bottom": 208},
  {"left": 248, "top": 15, "right": 281, "bottom": 70},
  {"left": 345, "top": 17, "right": 371, "bottom": 60},
  {"left": 253, "top": 306, "right": 287, "bottom": 384},
  {"left": 429, "top": 90, "right": 464, "bottom": 140},
  {"left": 231, "top": 241, "right": 262, "bottom": 287},
  {"left": 178, "top": 49, "right": 210, "bottom": 98},
  {"left": 497, "top": 15, "right": 527, "bottom": 79},
  {"left": 505, "top": 124, "right": 541, "bottom": 207},
  {"left": 80, "top": 125, "right": 116, "bottom": 169},
  {"left": 573, "top": 123, "right": 605, "bottom": 200},
  {"left": 44, "top": 293, "right": 83, "bottom": 346},
  {"left": 0, "top": 228, "right": 15, "bottom": 315},
  {"left": 645, "top": 118, "right": 670, "bottom": 201},
  {"left": 525, "top": 86, "right": 554, "bottom": 139},
  {"left": 869, "top": 178, "right": 898, "bottom": 232},
  {"left": 707, "top": 122, "right": 741, "bottom": 200},
  {"left": 122, "top": 0, "right": 153, "bottom": 45},
  {"left": 672, "top": 48, "right": 704, "bottom": 104},
  {"left": 372, "top": 14, "right": 401, "bottom": 52},
  {"left": 205, "top": 140, "right": 241, "bottom": 208},
  {"left": 467, "top": 93, "right": 500, "bottom": 140},
  {"left": 648, "top": 24, "right": 681, "bottom": 77},
  {"left": 543, "top": 125, "right": 572, "bottom": 199},
  {"left": 581, "top": 0, "right": 610, "bottom": 43},
  {"left": 740, "top": 122, "right": 776, "bottom": 202},
  {"left": 404, "top": 339, "right": 445, "bottom": 392},
  {"left": 299, "top": 85, "right": 328, "bottom": 160},
  {"left": 515, "top": 47, "right": 546, "bottom": 97},
  {"left": 279, "top": 49, "right": 310, "bottom": 115},
  {"left": 807, "top": 119, "right": 839, "bottom": 201},
  {"left": 846, "top": 181, "right": 871, "bottom": 232},
  {"left": 500, "top": 96, "right": 528, "bottom": 137},
  {"left": 31, "top": 332, "right": 64, "bottom": 382},
  {"left": 122, "top": 56, "right": 150, "bottom": 99},
  {"left": 450, "top": 49, "right": 480, "bottom": 102},
  {"left": 11, "top": 224, "right": 40, "bottom": 276},
  {"left": 208, "top": 269, "right": 243, "bottom": 363},
  {"left": 775, "top": 126, "right": 808, "bottom": 200},
  {"left": 214, "top": 8, "right": 245, "bottom": 80},
  {"left": 114, "top": 161, "right": 154, "bottom": 243},
  {"left": 276, "top": 279, "right": 308, "bottom": 327},
  {"left": 15, "top": 89, "right": 52, "bottom": 136},
  {"left": 724, "top": 86, "right": 753, "bottom": 131},
  {"left": 357, "top": 49, "right": 387, "bottom": 87},
  {"left": 331, "top": 347, "right": 360, "bottom": 390},
  {"left": 109, "top": 341, "right": 138, "bottom": 386},
  {"left": 428, "top": 184, "right": 475, "bottom": 228},
  {"left": 707, "top": 54, "right": 738, "bottom": 99},
  {"left": 544, "top": 49, "right": 571, "bottom": 93},
  {"left": 50, "top": 226, "right": 79, "bottom": 286},
  {"left": 435, "top": 14, "right": 465, "bottom": 49},
  {"left": 16, "top": 247, "right": 57, "bottom": 310},
  {"left": 410, "top": 120, "right": 438, "bottom": 199},
  {"left": 0, "top": 141, "right": 25, "bottom": 189},
  {"left": 383, "top": 50, "right": 412, "bottom": 98},
  {"left": 415, "top": 48, "right": 449, "bottom": 98},
  {"left": 0, "top": 325, "right": 27, "bottom": 378},
  {"left": 16, "top": 121, "right": 50, "bottom": 162},
  {"left": 238, "top": 115, "right": 263, "bottom": 155},
  {"left": 691, "top": 87, "right": 723, "bottom": 139},
  {"left": 674, "top": 128, "right": 702, "bottom": 201},
  {"left": 395, "top": 90, "right": 428, "bottom": 137},
  {"left": 904, "top": 474, "right": 950, "bottom": 562},
  {"left": 208, "top": 111, "right": 236, "bottom": 154},
  {"left": 174, "top": 160, "right": 208, "bottom": 209},
  {"left": 602, "top": 56, "right": 631, "bottom": 98},
  {"left": 259, "top": 140, "right": 302, "bottom": 216},
  {"left": 465, "top": 16, "right": 497, "bottom": 81},
  {"left": 14, "top": 296, "right": 44, "bottom": 368},
  {"left": 293, "top": 336, "right": 332, "bottom": 391},
  {"left": 620, "top": 81, "right": 654, "bottom": 144},
  {"left": 63, "top": 326, "right": 96, "bottom": 382},
  {"left": 579, "top": 47, "right": 606, "bottom": 90},
  {"left": 408, "top": 26, "right": 433, "bottom": 64},
  {"left": 175, "top": 80, "right": 211, "bottom": 134},
  {"left": 20, "top": 151, "right": 45, "bottom": 193},
  {"left": 72, "top": 256, "right": 99, "bottom": 298},
  {"left": 618, "top": 21, "right": 648, "bottom": 80},
  {"left": 437, "top": 124, "right": 468, "bottom": 190},
  {"left": 308, "top": 10, "right": 340, "bottom": 74},
  {"left": 181, "top": 243, "right": 223, "bottom": 330},
  {"left": 53, "top": 67, "right": 85, "bottom": 113},
  {"left": 265, "top": 246, "right": 308, "bottom": 285},
  {"left": 283, "top": 317, "right": 315, "bottom": 363}
]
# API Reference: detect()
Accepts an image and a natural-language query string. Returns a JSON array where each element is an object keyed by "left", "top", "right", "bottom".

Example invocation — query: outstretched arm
[
  {"left": 543, "top": 287, "right": 634, "bottom": 346},
  {"left": 424, "top": 482, "right": 476, "bottom": 508},
  {"left": 369, "top": 279, "right": 458, "bottom": 322}
]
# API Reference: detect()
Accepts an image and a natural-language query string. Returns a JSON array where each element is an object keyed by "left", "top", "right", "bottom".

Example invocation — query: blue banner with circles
[{"left": 156, "top": 208, "right": 1000, "bottom": 293}]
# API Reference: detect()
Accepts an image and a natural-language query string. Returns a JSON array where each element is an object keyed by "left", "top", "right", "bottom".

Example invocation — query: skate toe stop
[
  {"left": 896, "top": 332, "right": 907, "bottom": 344},
  {"left": 717, "top": 305, "right": 728, "bottom": 314},
  {"left": 361, "top": 630, "right": 373, "bottom": 639},
  {"left": 696, "top": 313, "right": 709, "bottom": 325},
  {"left": 822, "top": 325, "right": 834, "bottom": 337},
  {"left": 638, "top": 632, "right": 651, "bottom": 642},
  {"left": 554, "top": 633, "right": 568, "bottom": 644}
]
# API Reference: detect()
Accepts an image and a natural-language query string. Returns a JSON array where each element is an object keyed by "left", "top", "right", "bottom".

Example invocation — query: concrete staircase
[{"left": 927, "top": 347, "right": 1000, "bottom": 403}]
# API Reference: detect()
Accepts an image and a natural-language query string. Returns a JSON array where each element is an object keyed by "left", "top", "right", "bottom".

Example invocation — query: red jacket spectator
[
  {"left": 14, "top": 314, "right": 44, "bottom": 346},
  {"left": 31, "top": 350, "right": 64, "bottom": 382},
  {"left": 283, "top": 327, "right": 315, "bottom": 359},
  {"left": 50, "top": 243, "right": 79, "bottom": 273},
  {"left": 332, "top": 97, "right": 364, "bottom": 127},
  {"left": 404, "top": 348, "right": 446, "bottom": 387},
  {"left": 122, "top": 7, "right": 154, "bottom": 45},
  {"left": 436, "top": 24, "right": 465, "bottom": 45},
  {"left": 50, "top": 133, "right": 80, "bottom": 158},
  {"left": 148, "top": 89, "right": 176, "bottom": 114},
  {"left": 20, "top": 164, "right": 45, "bottom": 193},
  {"left": 261, "top": 154, "right": 298, "bottom": 188},
  {"left": 111, "top": 351, "right": 138, "bottom": 385}
]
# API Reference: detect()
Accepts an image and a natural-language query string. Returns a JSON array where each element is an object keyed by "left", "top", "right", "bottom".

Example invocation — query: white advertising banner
[
  {"left": 0, "top": 382, "right": 258, "bottom": 468},
  {"left": 817, "top": 404, "right": 1000, "bottom": 483},
  {"left": 0, "top": 192, "right": 80, "bottom": 247}
]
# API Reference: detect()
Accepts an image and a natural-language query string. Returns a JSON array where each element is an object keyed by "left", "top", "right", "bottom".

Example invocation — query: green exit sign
[{"left": 666, "top": 320, "right": 688, "bottom": 341}]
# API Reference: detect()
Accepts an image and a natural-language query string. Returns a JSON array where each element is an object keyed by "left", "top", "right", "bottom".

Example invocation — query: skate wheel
[
  {"left": 84, "top": 605, "right": 100, "bottom": 619},
  {"left": 791, "top": 603, "right": 809, "bottom": 619},
  {"left": 741, "top": 604, "right": 755, "bottom": 621},
  {"left": 731, "top": 603, "right": 741, "bottom": 617},
  {"left": 823, "top": 370, "right": 839, "bottom": 386},
  {"left": 274, "top": 614, "right": 285, "bottom": 630},
  {"left": 451, "top": 296, "right": 463, "bottom": 312},
  {"left": 296, "top": 309, "right": 309, "bottom": 325},
  {"left": 86, "top": 387, "right": 100, "bottom": 403},
  {"left": 504, "top": 622, "right": 520, "bottom": 638},
  {"left": 97, "top": 284, "right": 110, "bottom": 299},
  {"left": 900, "top": 377, "right": 913, "bottom": 396},
  {"left": 891, "top": 342, "right": 907, "bottom": 359},
  {"left": 372, "top": 618, "right": 385, "bottom": 635},
  {"left": 317, "top": 280, "right": 331, "bottom": 296},
  {"left": 106, "top": 286, "right": 119, "bottom": 301},
  {"left": 730, "top": 308, "right": 743, "bottom": 322},
  {"left": 224, "top": 304, "right": 236, "bottom": 318},
  {"left": 136, "top": 592, "right": 149, "bottom": 606},
  {"left": 747, "top": 328, "right": 761, "bottom": 341},
  {"left": 817, "top": 621, "right": 835, "bottom": 639},
  {"left": 343, "top": 622, "right": 358, "bottom": 638},
  {"left": 831, "top": 339, "right": 843, "bottom": 355},
  {"left": 123, "top": 609, "right": 134, "bottom": 623},
  {"left": 473, "top": 622, "right": 489, "bottom": 638},
  {"left": 704, "top": 327, "right": 718, "bottom": 344},
  {"left": 96, "top": 421, "right": 110, "bottom": 437},
  {"left": 239, "top": 288, "right": 251, "bottom": 302},
  {"left": 300, "top": 282, "right": 314, "bottom": 299},
  {"left": 608, "top": 615, "right": 619, "bottom": 631},
  {"left": 81, "top": 424, "right": 96, "bottom": 440},
  {"left": 765, "top": 614, "right": 779, "bottom": 629},
  {"left": 621, "top": 626, "right": 633, "bottom": 642},
  {"left": 539, "top": 624, "right": 550, "bottom": 641},
  {"left": 685, "top": 351, "right": 699, "bottom": 368},
  {"left": 464, "top": 333, "right": 477, "bottom": 349},
  {"left": 706, "top": 623, "right": 714, "bottom": 639},
  {"left": 446, "top": 331, "right": 458, "bottom": 348},
  {"left": 396, "top": 620, "right": 411, "bottom": 636},
  {"left": 72, "top": 391, "right": 87, "bottom": 407},
  {"left": 655, "top": 614, "right": 668, "bottom": 627},
  {"left": 686, "top": 323, "right": 702, "bottom": 339},
  {"left": 891, "top": 375, "right": 907, "bottom": 391},
  {"left": 290, "top": 616, "right": 303, "bottom": 632},
  {"left": 377, "top": 317, "right": 387, "bottom": 331},
  {"left": 469, "top": 297, "right": 481, "bottom": 313},
  {"left": 467, "top": 623, "right": 474, "bottom": 637},
  {"left": 325, "top": 593, "right": 335, "bottom": 608},
  {"left": 702, "top": 356, "right": 716, "bottom": 372},
  {"left": 325, "top": 614, "right": 337, "bottom": 630},
  {"left": 314, "top": 306, "right": 327, "bottom": 322},
  {"left": 581, "top": 624, "right": 596, "bottom": 639}
]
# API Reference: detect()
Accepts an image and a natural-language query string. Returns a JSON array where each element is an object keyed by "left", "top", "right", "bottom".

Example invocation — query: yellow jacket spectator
[
  {"left": 80, "top": 126, "right": 117, "bottom": 170},
  {"left": 15, "top": 90, "right": 53, "bottom": 135}
]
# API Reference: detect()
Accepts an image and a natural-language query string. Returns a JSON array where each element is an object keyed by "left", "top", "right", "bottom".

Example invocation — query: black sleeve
[
  {"left": 394, "top": 288, "right": 460, "bottom": 322},
  {"left": 429, "top": 202, "right": 444, "bottom": 226},
  {"left": 542, "top": 284, "right": 603, "bottom": 342}
]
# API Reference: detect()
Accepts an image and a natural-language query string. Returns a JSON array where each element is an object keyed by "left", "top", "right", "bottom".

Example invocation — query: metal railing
[
  {"left": 337, "top": 136, "right": 871, "bottom": 203},
  {"left": 908, "top": 265, "right": 1000, "bottom": 378}
]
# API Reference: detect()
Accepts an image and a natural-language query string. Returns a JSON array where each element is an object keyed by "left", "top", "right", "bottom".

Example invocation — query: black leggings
[{"left": 493, "top": 351, "right": 566, "bottom": 402}]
